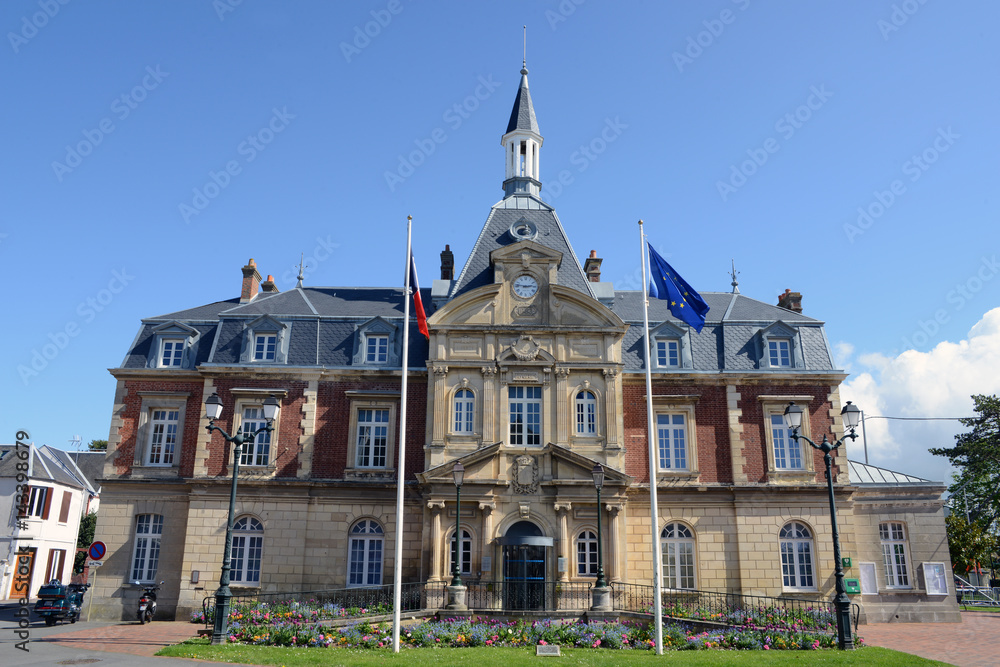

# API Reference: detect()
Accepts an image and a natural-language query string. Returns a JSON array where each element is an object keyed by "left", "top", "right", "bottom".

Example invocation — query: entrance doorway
[
  {"left": 8, "top": 548, "right": 35, "bottom": 599},
  {"left": 500, "top": 521, "right": 552, "bottom": 610}
]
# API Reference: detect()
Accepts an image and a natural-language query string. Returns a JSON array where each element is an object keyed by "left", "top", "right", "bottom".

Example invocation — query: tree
[
  {"left": 88, "top": 439, "right": 108, "bottom": 451},
  {"left": 930, "top": 394, "right": 1000, "bottom": 576},
  {"left": 73, "top": 511, "right": 98, "bottom": 574}
]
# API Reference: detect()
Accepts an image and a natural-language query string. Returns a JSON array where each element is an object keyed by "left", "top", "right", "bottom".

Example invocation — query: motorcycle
[
  {"left": 34, "top": 580, "right": 90, "bottom": 626},
  {"left": 136, "top": 581, "right": 163, "bottom": 624}
]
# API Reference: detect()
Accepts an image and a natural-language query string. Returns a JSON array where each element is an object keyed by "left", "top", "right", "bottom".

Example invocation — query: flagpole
[
  {"left": 639, "top": 219, "right": 663, "bottom": 655},
  {"left": 392, "top": 215, "right": 413, "bottom": 653}
]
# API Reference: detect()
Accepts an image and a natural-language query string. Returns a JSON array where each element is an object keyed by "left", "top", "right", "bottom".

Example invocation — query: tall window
[
  {"left": 879, "top": 522, "right": 911, "bottom": 588},
  {"left": 254, "top": 334, "right": 277, "bottom": 361},
  {"left": 356, "top": 409, "right": 389, "bottom": 468},
  {"left": 657, "top": 413, "right": 687, "bottom": 470},
  {"left": 454, "top": 389, "right": 474, "bottom": 434},
  {"left": 577, "top": 530, "right": 598, "bottom": 576},
  {"left": 770, "top": 414, "right": 803, "bottom": 470},
  {"left": 240, "top": 406, "right": 272, "bottom": 467},
  {"left": 779, "top": 522, "right": 815, "bottom": 590},
  {"left": 131, "top": 514, "right": 163, "bottom": 582},
  {"left": 147, "top": 409, "right": 179, "bottom": 466},
  {"left": 768, "top": 339, "right": 791, "bottom": 367},
  {"left": 657, "top": 340, "right": 680, "bottom": 368},
  {"left": 26, "top": 486, "right": 50, "bottom": 518},
  {"left": 509, "top": 386, "right": 541, "bottom": 446},
  {"left": 449, "top": 529, "right": 472, "bottom": 576},
  {"left": 159, "top": 339, "right": 184, "bottom": 367},
  {"left": 365, "top": 334, "right": 389, "bottom": 364},
  {"left": 575, "top": 391, "right": 597, "bottom": 435},
  {"left": 231, "top": 516, "right": 264, "bottom": 584},
  {"left": 348, "top": 520, "right": 384, "bottom": 587},
  {"left": 661, "top": 523, "right": 695, "bottom": 590},
  {"left": 45, "top": 549, "right": 66, "bottom": 582}
]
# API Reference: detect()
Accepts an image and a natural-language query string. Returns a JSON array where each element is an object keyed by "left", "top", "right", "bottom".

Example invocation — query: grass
[{"left": 158, "top": 638, "right": 952, "bottom": 666}]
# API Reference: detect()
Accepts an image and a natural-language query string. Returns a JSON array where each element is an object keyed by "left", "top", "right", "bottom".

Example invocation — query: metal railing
[
  {"left": 460, "top": 580, "right": 592, "bottom": 613},
  {"left": 611, "top": 582, "right": 840, "bottom": 629},
  {"left": 201, "top": 581, "right": 447, "bottom": 627},
  {"left": 954, "top": 575, "right": 999, "bottom": 606}
]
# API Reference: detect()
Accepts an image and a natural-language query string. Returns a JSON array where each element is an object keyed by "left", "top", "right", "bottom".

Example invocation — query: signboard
[
  {"left": 88, "top": 541, "right": 107, "bottom": 560},
  {"left": 86, "top": 560, "right": 103, "bottom": 568},
  {"left": 844, "top": 578, "right": 861, "bottom": 594}
]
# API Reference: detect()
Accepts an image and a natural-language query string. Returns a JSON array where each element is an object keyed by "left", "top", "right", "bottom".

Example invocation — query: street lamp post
[
  {"left": 446, "top": 461, "right": 468, "bottom": 610},
  {"left": 204, "top": 392, "right": 279, "bottom": 645},
  {"left": 591, "top": 463, "right": 607, "bottom": 588},
  {"left": 784, "top": 400, "right": 861, "bottom": 650}
]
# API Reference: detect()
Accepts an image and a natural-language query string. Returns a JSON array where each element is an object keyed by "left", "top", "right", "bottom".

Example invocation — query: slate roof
[
  {"left": 505, "top": 68, "right": 540, "bottom": 135},
  {"left": 451, "top": 200, "right": 594, "bottom": 299},
  {"left": 0, "top": 445, "right": 99, "bottom": 493},
  {"left": 848, "top": 459, "right": 936, "bottom": 485}
]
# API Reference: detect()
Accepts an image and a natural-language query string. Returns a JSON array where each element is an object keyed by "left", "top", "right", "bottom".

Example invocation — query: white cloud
[{"left": 838, "top": 307, "right": 1000, "bottom": 482}]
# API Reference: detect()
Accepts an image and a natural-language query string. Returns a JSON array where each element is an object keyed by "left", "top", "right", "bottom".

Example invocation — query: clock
[{"left": 512, "top": 275, "right": 538, "bottom": 299}]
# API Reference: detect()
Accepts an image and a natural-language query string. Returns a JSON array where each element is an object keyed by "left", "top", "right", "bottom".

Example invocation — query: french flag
[{"left": 409, "top": 253, "right": 429, "bottom": 339}]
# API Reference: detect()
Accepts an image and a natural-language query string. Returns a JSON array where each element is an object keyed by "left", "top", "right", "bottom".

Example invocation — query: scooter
[
  {"left": 34, "top": 580, "right": 90, "bottom": 626},
  {"left": 136, "top": 581, "right": 163, "bottom": 624}
]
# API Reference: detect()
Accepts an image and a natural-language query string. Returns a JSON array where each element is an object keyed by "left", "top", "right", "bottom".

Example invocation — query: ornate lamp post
[
  {"left": 784, "top": 400, "right": 861, "bottom": 650},
  {"left": 591, "top": 463, "right": 607, "bottom": 588},
  {"left": 204, "top": 392, "right": 279, "bottom": 645},
  {"left": 446, "top": 460, "right": 468, "bottom": 610}
]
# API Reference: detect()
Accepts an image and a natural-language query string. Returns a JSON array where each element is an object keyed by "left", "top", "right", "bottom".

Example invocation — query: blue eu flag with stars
[{"left": 647, "top": 243, "right": 710, "bottom": 332}]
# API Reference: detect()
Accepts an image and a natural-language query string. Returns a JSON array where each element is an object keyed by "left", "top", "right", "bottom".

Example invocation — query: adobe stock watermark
[
  {"left": 7, "top": 0, "right": 71, "bottom": 54},
  {"left": 279, "top": 236, "right": 340, "bottom": 286},
  {"left": 545, "top": 0, "right": 586, "bottom": 31},
  {"left": 899, "top": 254, "right": 998, "bottom": 351},
  {"left": 340, "top": 0, "right": 406, "bottom": 63},
  {"left": 716, "top": 85, "right": 833, "bottom": 202},
  {"left": 17, "top": 268, "right": 134, "bottom": 385},
  {"left": 540, "top": 117, "right": 628, "bottom": 203},
  {"left": 613, "top": 242, "right": 670, "bottom": 291},
  {"left": 51, "top": 65, "right": 169, "bottom": 182},
  {"left": 213, "top": 0, "right": 244, "bottom": 21},
  {"left": 843, "top": 126, "right": 958, "bottom": 243},
  {"left": 384, "top": 75, "right": 501, "bottom": 192},
  {"left": 672, "top": 0, "right": 752, "bottom": 73},
  {"left": 878, "top": 0, "right": 932, "bottom": 41},
  {"left": 179, "top": 107, "right": 295, "bottom": 224}
]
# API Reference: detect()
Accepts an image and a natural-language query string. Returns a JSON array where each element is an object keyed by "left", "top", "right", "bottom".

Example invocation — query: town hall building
[{"left": 90, "top": 63, "right": 959, "bottom": 624}]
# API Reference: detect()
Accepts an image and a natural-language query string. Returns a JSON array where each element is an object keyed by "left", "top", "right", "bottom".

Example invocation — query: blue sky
[{"left": 3, "top": 1, "right": 997, "bottom": 481}]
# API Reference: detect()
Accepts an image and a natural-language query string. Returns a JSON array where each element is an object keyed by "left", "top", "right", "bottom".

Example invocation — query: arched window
[
  {"left": 576, "top": 530, "right": 598, "bottom": 576},
  {"left": 660, "top": 522, "right": 695, "bottom": 590},
  {"left": 448, "top": 528, "right": 472, "bottom": 576},
  {"left": 231, "top": 516, "right": 264, "bottom": 584},
  {"left": 575, "top": 391, "right": 597, "bottom": 435},
  {"left": 779, "top": 522, "right": 815, "bottom": 590},
  {"left": 348, "top": 519, "right": 384, "bottom": 587},
  {"left": 454, "top": 389, "right": 474, "bottom": 434},
  {"left": 130, "top": 514, "right": 163, "bottom": 583},
  {"left": 879, "top": 522, "right": 910, "bottom": 588}
]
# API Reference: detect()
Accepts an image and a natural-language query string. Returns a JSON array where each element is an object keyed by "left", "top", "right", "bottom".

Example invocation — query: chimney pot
[
  {"left": 261, "top": 274, "right": 280, "bottom": 294},
  {"left": 440, "top": 244, "right": 455, "bottom": 281},
  {"left": 241, "top": 259, "right": 263, "bottom": 303},
  {"left": 777, "top": 289, "right": 803, "bottom": 314},
  {"left": 583, "top": 250, "right": 603, "bottom": 283}
]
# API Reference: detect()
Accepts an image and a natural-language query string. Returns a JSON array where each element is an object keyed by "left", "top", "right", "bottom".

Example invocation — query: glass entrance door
[{"left": 503, "top": 544, "right": 545, "bottom": 610}]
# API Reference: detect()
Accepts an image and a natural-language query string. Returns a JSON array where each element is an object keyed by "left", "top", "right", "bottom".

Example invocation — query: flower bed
[{"left": 191, "top": 599, "right": 389, "bottom": 625}]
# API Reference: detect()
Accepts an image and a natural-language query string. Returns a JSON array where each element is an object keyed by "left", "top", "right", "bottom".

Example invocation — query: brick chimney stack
[
  {"left": 440, "top": 244, "right": 455, "bottom": 281},
  {"left": 261, "top": 274, "right": 279, "bottom": 294},
  {"left": 584, "top": 250, "right": 603, "bottom": 283},
  {"left": 777, "top": 288, "right": 803, "bottom": 313},
  {"left": 240, "top": 258, "right": 262, "bottom": 303}
]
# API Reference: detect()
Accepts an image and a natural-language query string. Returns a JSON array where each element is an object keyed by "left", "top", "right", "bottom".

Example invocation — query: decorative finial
[
  {"left": 729, "top": 259, "right": 740, "bottom": 294},
  {"left": 296, "top": 252, "right": 308, "bottom": 288},
  {"left": 523, "top": 25, "right": 527, "bottom": 71}
]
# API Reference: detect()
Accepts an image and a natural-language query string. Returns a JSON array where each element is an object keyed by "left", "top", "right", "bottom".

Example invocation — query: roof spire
[
  {"left": 296, "top": 253, "right": 308, "bottom": 288},
  {"left": 729, "top": 259, "right": 740, "bottom": 294},
  {"left": 523, "top": 24, "right": 527, "bottom": 71},
  {"left": 501, "top": 36, "right": 543, "bottom": 198}
]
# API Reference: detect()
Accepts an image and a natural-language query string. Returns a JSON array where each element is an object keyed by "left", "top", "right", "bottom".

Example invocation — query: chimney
[
  {"left": 584, "top": 250, "right": 603, "bottom": 283},
  {"left": 261, "top": 274, "right": 279, "bottom": 294},
  {"left": 240, "top": 258, "right": 262, "bottom": 303},
  {"left": 440, "top": 244, "right": 455, "bottom": 281},
  {"left": 777, "top": 288, "right": 803, "bottom": 313}
]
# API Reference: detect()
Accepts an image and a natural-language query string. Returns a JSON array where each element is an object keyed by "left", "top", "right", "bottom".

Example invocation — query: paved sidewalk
[
  {"left": 46, "top": 620, "right": 206, "bottom": 658},
  {"left": 858, "top": 611, "right": 1000, "bottom": 667}
]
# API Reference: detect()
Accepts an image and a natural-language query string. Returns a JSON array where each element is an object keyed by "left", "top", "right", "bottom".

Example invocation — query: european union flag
[{"left": 647, "top": 243, "right": 710, "bottom": 332}]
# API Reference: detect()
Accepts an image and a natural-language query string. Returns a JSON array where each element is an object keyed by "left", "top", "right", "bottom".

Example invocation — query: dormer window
[
  {"left": 254, "top": 334, "right": 277, "bottom": 361},
  {"left": 759, "top": 322, "right": 803, "bottom": 370},
  {"left": 159, "top": 339, "right": 185, "bottom": 367},
  {"left": 240, "top": 316, "right": 289, "bottom": 364},
  {"left": 366, "top": 334, "right": 389, "bottom": 364},
  {"left": 649, "top": 321, "right": 692, "bottom": 371},
  {"left": 769, "top": 339, "right": 791, "bottom": 367},
  {"left": 657, "top": 340, "right": 680, "bottom": 368},
  {"left": 147, "top": 321, "right": 199, "bottom": 370}
]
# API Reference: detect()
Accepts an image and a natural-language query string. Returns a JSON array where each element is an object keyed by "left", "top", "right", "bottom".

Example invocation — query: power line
[{"left": 861, "top": 415, "right": 968, "bottom": 422}]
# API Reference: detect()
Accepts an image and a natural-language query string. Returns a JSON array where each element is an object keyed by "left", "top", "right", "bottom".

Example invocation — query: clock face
[{"left": 512, "top": 275, "right": 538, "bottom": 298}]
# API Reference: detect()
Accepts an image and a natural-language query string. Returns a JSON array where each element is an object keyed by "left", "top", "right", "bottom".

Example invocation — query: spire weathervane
[
  {"left": 523, "top": 25, "right": 527, "bottom": 70},
  {"left": 729, "top": 259, "right": 740, "bottom": 294},
  {"left": 296, "top": 253, "right": 308, "bottom": 288}
]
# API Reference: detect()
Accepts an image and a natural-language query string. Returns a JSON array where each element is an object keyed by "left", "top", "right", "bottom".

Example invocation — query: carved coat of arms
[{"left": 512, "top": 455, "right": 539, "bottom": 494}]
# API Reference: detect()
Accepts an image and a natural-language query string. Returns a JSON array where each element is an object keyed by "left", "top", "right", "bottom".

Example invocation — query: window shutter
[
  {"left": 54, "top": 550, "right": 66, "bottom": 581},
  {"left": 17, "top": 486, "right": 30, "bottom": 516},
  {"left": 59, "top": 491, "right": 72, "bottom": 523},
  {"left": 41, "top": 488, "right": 52, "bottom": 520},
  {"left": 44, "top": 549, "right": 56, "bottom": 582}
]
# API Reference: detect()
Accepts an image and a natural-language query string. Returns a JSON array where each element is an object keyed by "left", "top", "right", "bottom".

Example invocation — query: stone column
[
  {"left": 481, "top": 367, "right": 497, "bottom": 444},
  {"left": 606, "top": 503, "right": 623, "bottom": 583},
  {"left": 555, "top": 368, "right": 570, "bottom": 442},
  {"left": 555, "top": 502, "right": 572, "bottom": 582},
  {"left": 479, "top": 501, "right": 495, "bottom": 581},
  {"left": 431, "top": 365, "right": 448, "bottom": 448},
  {"left": 428, "top": 501, "right": 445, "bottom": 582}
]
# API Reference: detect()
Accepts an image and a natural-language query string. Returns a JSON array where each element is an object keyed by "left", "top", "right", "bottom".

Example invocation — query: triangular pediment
[
  {"left": 490, "top": 239, "right": 563, "bottom": 266},
  {"left": 760, "top": 320, "right": 797, "bottom": 337},
  {"left": 150, "top": 321, "right": 199, "bottom": 337}
]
